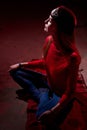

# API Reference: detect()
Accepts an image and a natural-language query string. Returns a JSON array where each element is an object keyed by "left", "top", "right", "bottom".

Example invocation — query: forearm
[
  {"left": 19, "top": 62, "right": 29, "bottom": 67},
  {"left": 20, "top": 59, "right": 45, "bottom": 69},
  {"left": 28, "top": 59, "right": 45, "bottom": 68}
]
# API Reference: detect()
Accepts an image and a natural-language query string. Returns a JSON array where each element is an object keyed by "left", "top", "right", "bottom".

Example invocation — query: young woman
[{"left": 9, "top": 5, "right": 81, "bottom": 128}]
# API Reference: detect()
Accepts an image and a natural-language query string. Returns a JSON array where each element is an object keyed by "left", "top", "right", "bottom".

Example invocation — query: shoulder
[
  {"left": 43, "top": 35, "right": 53, "bottom": 50},
  {"left": 45, "top": 35, "right": 53, "bottom": 43}
]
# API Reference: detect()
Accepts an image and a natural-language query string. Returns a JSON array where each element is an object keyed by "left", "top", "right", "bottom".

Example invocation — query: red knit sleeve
[{"left": 28, "top": 59, "right": 45, "bottom": 69}]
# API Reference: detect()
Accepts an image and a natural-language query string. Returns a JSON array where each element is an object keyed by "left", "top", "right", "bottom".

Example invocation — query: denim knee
[{"left": 9, "top": 68, "right": 21, "bottom": 79}]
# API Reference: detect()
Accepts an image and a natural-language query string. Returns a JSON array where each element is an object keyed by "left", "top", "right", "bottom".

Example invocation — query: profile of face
[{"left": 44, "top": 15, "right": 53, "bottom": 32}]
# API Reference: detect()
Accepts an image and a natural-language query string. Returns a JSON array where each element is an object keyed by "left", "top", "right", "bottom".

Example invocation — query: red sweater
[
  {"left": 28, "top": 35, "right": 81, "bottom": 103},
  {"left": 45, "top": 42, "right": 70, "bottom": 96}
]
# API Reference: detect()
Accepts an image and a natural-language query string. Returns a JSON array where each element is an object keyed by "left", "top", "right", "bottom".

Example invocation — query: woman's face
[{"left": 44, "top": 15, "right": 53, "bottom": 32}]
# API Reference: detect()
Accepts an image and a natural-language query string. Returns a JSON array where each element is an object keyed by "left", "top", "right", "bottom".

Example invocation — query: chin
[{"left": 44, "top": 27, "right": 49, "bottom": 32}]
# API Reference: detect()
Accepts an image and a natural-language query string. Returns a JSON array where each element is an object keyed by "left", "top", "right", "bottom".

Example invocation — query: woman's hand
[
  {"left": 9, "top": 63, "right": 20, "bottom": 71},
  {"left": 9, "top": 62, "right": 29, "bottom": 72}
]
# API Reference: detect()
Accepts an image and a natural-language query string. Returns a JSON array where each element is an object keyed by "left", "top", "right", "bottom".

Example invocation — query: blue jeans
[
  {"left": 10, "top": 68, "right": 60, "bottom": 117},
  {"left": 36, "top": 91, "right": 60, "bottom": 118}
]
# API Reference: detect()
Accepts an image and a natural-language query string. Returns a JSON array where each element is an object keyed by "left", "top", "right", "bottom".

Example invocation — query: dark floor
[{"left": 0, "top": 1, "right": 87, "bottom": 130}]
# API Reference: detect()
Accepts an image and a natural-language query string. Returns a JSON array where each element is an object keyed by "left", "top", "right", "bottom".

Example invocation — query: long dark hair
[
  {"left": 51, "top": 6, "right": 78, "bottom": 54},
  {"left": 51, "top": 5, "right": 77, "bottom": 35}
]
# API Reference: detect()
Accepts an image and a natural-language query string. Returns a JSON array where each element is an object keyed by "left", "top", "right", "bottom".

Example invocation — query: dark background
[
  {"left": 0, "top": 1, "right": 87, "bottom": 130},
  {"left": 0, "top": 1, "right": 87, "bottom": 24}
]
